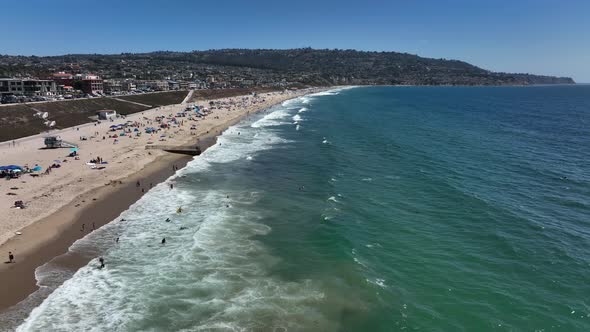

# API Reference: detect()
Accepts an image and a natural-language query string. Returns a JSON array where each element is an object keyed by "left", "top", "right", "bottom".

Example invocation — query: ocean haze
[{"left": 13, "top": 86, "right": 590, "bottom": 331}]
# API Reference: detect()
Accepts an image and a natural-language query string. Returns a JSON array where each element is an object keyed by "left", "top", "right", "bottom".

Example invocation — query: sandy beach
[{"left": 0, "top": 88, "right": 323, "bottom": 313}]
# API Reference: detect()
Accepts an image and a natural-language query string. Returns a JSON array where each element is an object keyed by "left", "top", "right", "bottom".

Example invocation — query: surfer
[
  {"left": 161, "top": 238, "right": 166, "bottom": 245},
  {"left": 99, "top": 257, "right": 105, "bottom": 269}
]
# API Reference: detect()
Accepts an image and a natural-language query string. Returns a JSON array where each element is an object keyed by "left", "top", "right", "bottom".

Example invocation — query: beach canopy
[
  {"left": 70, "top": 147, "right": 79, "bottom": 152},
  {"left": 32, "top": 166, "right": 43, "bottom": 172},
  {"left": 0, "top": 165, "right": 23, "bottom": 171}
]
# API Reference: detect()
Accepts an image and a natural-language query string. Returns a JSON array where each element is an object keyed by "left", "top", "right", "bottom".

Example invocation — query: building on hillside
[
  {"left": 121, "top": 80, "right": 136, "bottom": 91},
  {"left": 103, "top": 79, "right": 123, "bottom": 94},
  {"left": 51, "top": 72, "right": 103, "bottom": 95},
  {"left": 167, "top": 80, "right": 180, "bottom": 90},
  {"left": 0, "top": 78, "right": 57, "bottom": 96},
  {"left": 80, "top": 74, "right": 103, "bottom": 95},
  {"left": 137, "top": 80, "right": 169, "bottom": 91}
]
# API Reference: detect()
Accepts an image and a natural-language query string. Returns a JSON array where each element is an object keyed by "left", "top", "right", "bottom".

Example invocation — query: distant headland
[{"left": 0, "top": 48, "right": 575, "bottom": 87}]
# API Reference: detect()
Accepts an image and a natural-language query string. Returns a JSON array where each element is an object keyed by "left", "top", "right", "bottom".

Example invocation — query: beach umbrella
[
  {"left": 7, "top": 165, "right": 23, "bottom": 169},
  {"left": 70, "top": 147, "right": 79, "bottom": 152},
  {"left": 32, "top": 166, "right": 42, "bottom": 172}
]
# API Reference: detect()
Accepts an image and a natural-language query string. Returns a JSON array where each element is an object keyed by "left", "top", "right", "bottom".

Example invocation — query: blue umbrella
[{"left": 0, "top": 165, "right": 23, "bottom": 171}]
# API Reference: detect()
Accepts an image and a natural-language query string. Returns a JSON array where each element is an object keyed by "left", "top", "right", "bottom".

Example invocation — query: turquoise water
[{"left": 15, "top": 86, "right": 590, "bottom": 331}]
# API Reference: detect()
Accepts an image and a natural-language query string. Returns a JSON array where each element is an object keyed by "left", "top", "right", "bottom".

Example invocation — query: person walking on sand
[{"left": 8, "top": 251, "right": 14, "bottom": 263}]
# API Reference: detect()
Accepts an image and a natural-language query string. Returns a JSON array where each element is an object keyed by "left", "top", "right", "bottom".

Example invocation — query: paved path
[
  {"left": 181, "top": 90, "right": 194, "bottom": 104},
  {"left": 111, "top": 97, "right": 152, "bottom": 108}
]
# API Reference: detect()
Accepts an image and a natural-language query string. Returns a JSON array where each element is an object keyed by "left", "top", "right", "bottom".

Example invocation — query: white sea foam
[
  {"left": 327, "top": 196, "right": 339, "bottom": 203},
  {"left": 17, "top": 103, "right": 331, "bottom": 332},
  {"left": 250, "top": 108, "right": 291, "bottom": 128},
  {"left": 298, "top": 107, "right": 308, "bottom": 113},
  {"left": 367, "top": 278, "right": 387, "bottom": 289}
]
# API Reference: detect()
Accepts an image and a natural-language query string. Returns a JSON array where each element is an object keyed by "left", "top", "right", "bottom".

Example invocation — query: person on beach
[
  {"left": 136, "top": 181, "right": 140, "bottom": 187},
  {"left": 8, "top": 251, "right": 14, "bottom": 263},
  {"left": 99, "top": 257, "right": 105, "bottom": 269}
]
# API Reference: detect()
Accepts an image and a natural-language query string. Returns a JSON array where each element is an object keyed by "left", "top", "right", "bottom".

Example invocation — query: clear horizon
[{"left": 2, "top": 0, "right": 589, "bottom": 82}]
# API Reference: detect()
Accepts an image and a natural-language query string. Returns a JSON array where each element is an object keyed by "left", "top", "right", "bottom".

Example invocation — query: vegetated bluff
[{"left": 0, "top": 49, "right": 575, "bottom": 86}]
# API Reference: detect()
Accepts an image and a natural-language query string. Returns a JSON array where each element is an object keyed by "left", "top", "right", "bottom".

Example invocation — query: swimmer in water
[
  {"left": 165, "top": 218, "right": 171, "bottom": 222},
  {"left": 177, "top": 207, "right": 182, "bottom": 213},
  {"left": 161, "top": 238, "right": 166, "bottom": 245}
]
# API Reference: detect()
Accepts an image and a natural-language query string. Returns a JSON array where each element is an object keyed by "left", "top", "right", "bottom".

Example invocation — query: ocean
[{"left": 11, "top": 86, "right": 590, "bottom": 331}]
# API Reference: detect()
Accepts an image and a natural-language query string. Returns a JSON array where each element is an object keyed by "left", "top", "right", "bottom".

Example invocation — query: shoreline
[{"left": 0, "top": 88, "right": 327, "bottom": 321}]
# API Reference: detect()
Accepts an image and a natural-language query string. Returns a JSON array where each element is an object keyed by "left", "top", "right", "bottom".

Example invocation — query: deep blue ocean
[{"left": 12, "top": 86, "right": 590, "bottom": 331}]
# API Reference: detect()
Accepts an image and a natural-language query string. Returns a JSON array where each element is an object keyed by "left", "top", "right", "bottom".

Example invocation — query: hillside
[
  {"left": 0, "top": 49, "right": 574, "bottom": 86},
  {"left": 0, "top": 91, "right": 187, "bottom": 142}
]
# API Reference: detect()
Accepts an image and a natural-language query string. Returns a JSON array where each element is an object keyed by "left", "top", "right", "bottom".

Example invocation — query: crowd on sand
[{"left": 2, "top": 89, "right": 316, "bottom": 266}]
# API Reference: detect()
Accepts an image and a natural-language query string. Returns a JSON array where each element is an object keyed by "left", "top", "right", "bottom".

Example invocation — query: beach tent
[
  {"left": 32, "top": 166, "right": 43, "bottom": 172},
  {"left": 70, "top": 147, "right": 79, "bottom": 153},
  {"left": 0, "top": 165, "right": 23, "bottom": 171}
]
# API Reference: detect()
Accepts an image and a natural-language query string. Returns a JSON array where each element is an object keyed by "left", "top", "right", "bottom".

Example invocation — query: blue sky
[{"left": 2, "top": 0, "right": 589, "bottom": 82}]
